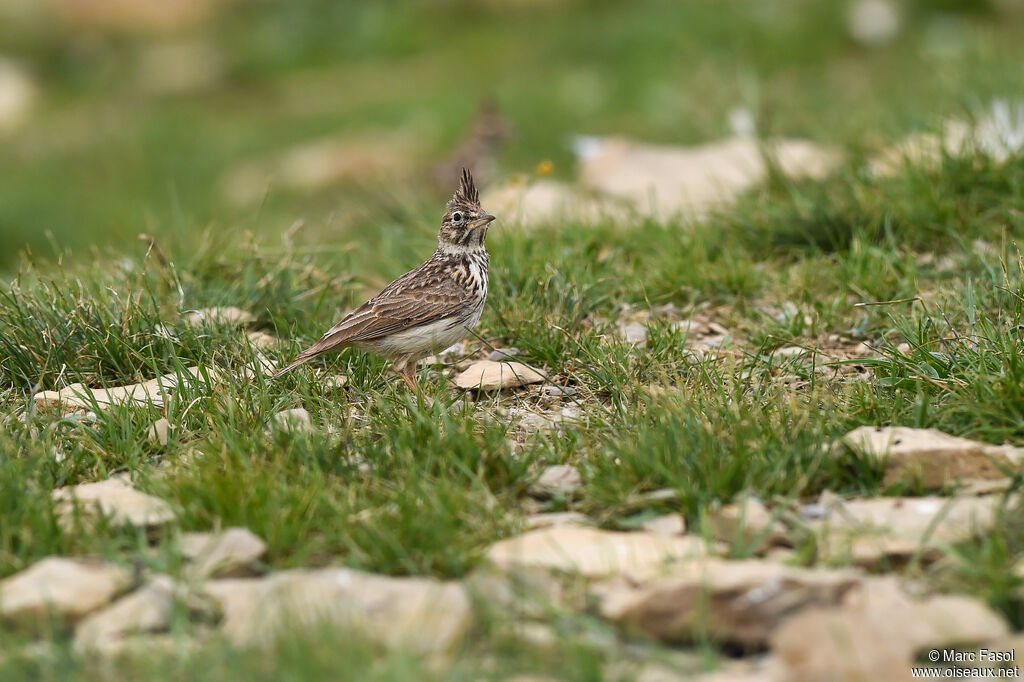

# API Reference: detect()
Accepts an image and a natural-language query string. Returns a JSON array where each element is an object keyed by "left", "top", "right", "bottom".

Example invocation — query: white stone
[
  {"left": 180, "top": 527, "right": 266, "bottom": 580},
  {"left": 840, "top": 426, "right": 1024, "bottom": 489},
  {"left": 271, "top": 408, "right": 312, "bottom": 433},
  {"left": 529, "top": 465, "right": 582, "bottom": 498},
  {"left": 577, "top": 135, "right": 842, "bottom": 223},
  {"left": 599, "top": 559, "right": 861, "bottom": 646},
  {"left": 182, "top": 306, "right": 254, "bottom": 327},
  {"left": 0, "top": 558, "right": 131, "bottom": 629},
  {"left": 486, "top": 525, "right": 708, "bottom": 580},
  {"left": 34, "top": 366, "right": 212, "bottom": 413},
  {"left": 454, "top": 361, "right": 545, "bottom": 391},
  {"left": 73, "top": 575, "right": 213, "bottom": 652},
  {"left": 205, "top": 568, "right": 471, "bottom": 657},
  {"left": 53, "top": 476, "right": 175, "bottom": 529},
  {"left": 773, "top": 577, "right": 1008, "bottom": 681}
]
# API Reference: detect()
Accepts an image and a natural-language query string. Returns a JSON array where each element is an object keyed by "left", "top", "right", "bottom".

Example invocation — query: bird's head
[{"left": 438, "top": 168, "right": 495, "bottom": 253}]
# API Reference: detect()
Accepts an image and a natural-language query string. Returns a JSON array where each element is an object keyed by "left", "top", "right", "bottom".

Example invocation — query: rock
[
  {"left": 803, "top": 493, "right": 1004, "bottom": 567},
  {"left": 53, "top": 475, "right": 175, "bottom": 530},
  {"left": 465, "top": 564, "right": 575, "bottom": 620},
  {"left": 180, "top": 527, "right": 266, "bottom": 580},
  {"left": 73, "top": 575, "right": 214, "bottom": 652},
  {"left": 33, "top": 366, "right": 212, "bottom": 413},
  {"left": 147, "top": 418, "right": 171, "bottom": 446},
  {"left": 870, "top": 102, "right": 1024, "bottom": 177},
  {"left": 528, "top": 465, "right": 582, "bottom": 498},
  {"left": 576, "top": 135, "right": 842, "bottom": 223},
  {"left": 454, "top": 361, "right": 545, "bottom": 391},
  {"left": 246, "top": 331, "right": 280, "bottom": 348},
  {"left": 324, "top": 374, "right": 349, "bottom": 389},
  {"left": 507, "top": 406, "right": 580, "bottom": 434},
  {"left": 706, "top": 497, "right": 788, "bottom": 553},
  {"left": 537, "top": 385, "right": 577, "bottom": 397},
  {"left": 641, "top": 514, "right": 686, "bottom": 537},
  {"left": 0, "top": 558, "right": 132, "bottom": 630},
  {"left": 838, "top": 426, "right": 1024, "bottom": 490},
  {"left": 271, "top": 408, "right": 312, "bottom": 433},
  {"left": 599, "top": 559, "right": 861, "bottom": 646},
  {"left": 847, "top": 0, "right": 901, "bottom": 47},
  {"left": 960, "top": 478, "right": 1015, "bottom": 496},
  {"left": 487, "top": 347, "right": 523, "bottom": 362},
  {"left": 182, "top": 307, "right": 254, "bottom": 328},
  {"left": 772, "top": 577, "right": 1008, "bottom": 682},
  {"left": 618, "top": 321, "right": 649, "bottom": 346},
  {"left": 0, "top": 57, "right": 34, "bottom": 135},
  {"left": 480, "top": 178, "right": 629, "bottom": 229},
  {"left": 486, "top": 526, "right": 708, "bottom": 581},
  {"left": 204, "top": 568, "right": 471, "bottom": 657},
  {"left": 76, "top": 632, "right": 201, "bottom": 658}
]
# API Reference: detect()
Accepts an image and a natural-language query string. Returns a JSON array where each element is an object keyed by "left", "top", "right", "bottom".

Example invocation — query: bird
[
  {"left": 430, "top": 97, "right": 515, "bottom": 191},
  {"left": 272, "top": 168, "right": 496, "bottom": 391}
]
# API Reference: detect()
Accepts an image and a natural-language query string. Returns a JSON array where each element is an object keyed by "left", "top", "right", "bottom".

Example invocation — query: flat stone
[
  {"left": 772, "top": 577, "right": 1008, "bottom": 682},
  {"left": 465, "top": 564, "right": 577, "bottom": 620},
  {"left": 839, "top": 426, "right": 1024, "bottom": 489},
  {"left": 53, "top": 476, "right": 175, "bottom": 530},
  {"left": 599, "top": 559, "right": 861, "bottom": 646},
  {"left": 577, "top": 135, "right": 842, "bottom": 223},
  {"left": 528, "top": 465, "right": 582, "bottom": 498},
  {"left": 805, "top": 493, "right": 1004, "bottom": 567},
  {"left": 33, "top": 366, "right": 212, "bottom": 413},
  {"left": 487, "top": 347, "right": 523, "bottom": 362},
  {"left": 641, "top": 514, "right": 686, "bottom": 537},
  {"left": 204, "top": 568, "right": 471, "bottom": 657},
  {"left": 706, "top": 497, "right": 788, "bottom": 553},
  {"left": 246, "top": 331, "right": 280, "bottom": 348},
  {"left": 324, "top": 374, "right": 348, "bottom": 389},
  {"left": 180, "top": 527, "right": 266, "bottom": 580},
  {"left": 0, "top": 558, "right": 132, "bottom": 630},
  {"left": 454, "top": 361, "right": 545, "bottom": 391},
  {"left": 618, "top": 321, "right": 649, "bottom": 345},
  {"left": 271, "top": 408, "right": 312, "bottom": 433},
  {"left": 73, "top": 575, "right": 214, "bottom": 652},
  {"left": 486, "top": 526, "right": 708, "bottom": 580},
  {"left": 182, "top": 307, "right": 255, "bottom": 327}
]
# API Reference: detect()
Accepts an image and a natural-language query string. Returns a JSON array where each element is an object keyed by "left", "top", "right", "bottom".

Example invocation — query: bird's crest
[{"left": 450, "top": 168, "right": 480, "bottom": 208}]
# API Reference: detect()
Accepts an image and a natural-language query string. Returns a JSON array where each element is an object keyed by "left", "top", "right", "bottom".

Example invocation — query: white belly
[{"left": 370, "top": 305, "right": 484, "bottom": 359}]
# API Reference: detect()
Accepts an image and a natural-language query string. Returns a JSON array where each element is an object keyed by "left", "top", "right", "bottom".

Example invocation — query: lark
[{"left": 273, "top": 169, "right": 496, "bottom": 390}]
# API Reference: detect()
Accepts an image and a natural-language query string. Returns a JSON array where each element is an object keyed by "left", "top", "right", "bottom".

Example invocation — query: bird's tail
[
  {"left": 270, "top": 356, "right": 310, "bottom": 380},
  {"left": 270, "top": 336, "right": 342, "bottom": 379}
]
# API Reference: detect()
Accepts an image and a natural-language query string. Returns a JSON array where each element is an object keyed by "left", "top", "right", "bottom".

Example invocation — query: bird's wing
[
  {"left": 323, "top": 283, "right": 469, "bottom": 343},
  {"left": 284, "top": 260, "right": 473, "bottom": 365}
]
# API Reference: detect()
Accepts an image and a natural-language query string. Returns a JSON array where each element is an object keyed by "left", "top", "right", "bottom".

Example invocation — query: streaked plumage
[{"left": 273, "top": 169, "right": 495, "bottom": 390}]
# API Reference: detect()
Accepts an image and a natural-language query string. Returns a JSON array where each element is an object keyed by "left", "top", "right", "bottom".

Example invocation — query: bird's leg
[{"left": 395, "top": 360, "right": 420, "bottom": 394}]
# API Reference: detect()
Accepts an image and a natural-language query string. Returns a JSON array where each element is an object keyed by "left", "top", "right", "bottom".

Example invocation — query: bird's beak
[{"left": 470, "top": 214, "right": 496, "bottom": 229}]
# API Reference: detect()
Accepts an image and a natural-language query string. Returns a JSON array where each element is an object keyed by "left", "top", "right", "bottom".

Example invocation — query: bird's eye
[{"left": 452, "top": 212, "right": 463, "bottom": 223}]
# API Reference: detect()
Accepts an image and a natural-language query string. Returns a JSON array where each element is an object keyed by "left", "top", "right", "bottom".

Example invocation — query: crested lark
[{"left": 273, "top": 169, "right": 496, "bottom": 390}]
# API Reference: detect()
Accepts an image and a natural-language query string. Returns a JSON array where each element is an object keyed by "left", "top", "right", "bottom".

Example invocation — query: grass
[{"left": 4, "top": 0, "right": 1024, "bottom": 678}]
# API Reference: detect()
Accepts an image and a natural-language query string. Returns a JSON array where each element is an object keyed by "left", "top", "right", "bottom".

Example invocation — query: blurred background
[{"left": 0, "top": 0, "right": 1022, "bottom": 272}]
